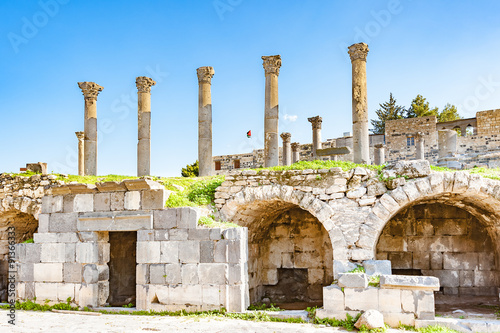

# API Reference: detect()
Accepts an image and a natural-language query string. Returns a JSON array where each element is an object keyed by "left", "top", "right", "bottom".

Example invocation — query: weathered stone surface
[
  {"left": 385, "top": 160, "right": 431, "bottom": 179},
  {"left": 362, "top": 260, "right": 391, "bottom": 276},
  {"left": 344, "top": 287, "right": 378, "bottom": 311},
  {"left": 354, "top": 309, "right": 385, "bottom": 329},
  {"left": 323, "top": 285, "right": 344, "bottom": 312},
  {"left": 338, "top": 273, "right": 368, "bottom": 288},
  {"left": 380, "top": 275, "right": 439, "bottom": 291}
]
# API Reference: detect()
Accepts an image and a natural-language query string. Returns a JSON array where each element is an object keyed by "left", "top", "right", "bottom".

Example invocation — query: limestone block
[
  {"left": 40, "top": 243, "right": 65, "bottom": 263},
  {"left": 77, "top": 211, "right": 153, "bottom": 232},
  {"left": 379, "top": 193, "right": 400, "bottom": 214},
  {"left": 202, "top": 285, "right": 221, "bottom": 306},
  {"left": 333, "top": 260, "right": 358, "bottom": 279},
  {"left": 346, "top": 187, "right": 366, "bottom": 199},
  {"left": 383, "top": 313, "right": 415, "bottom": 327},
  {"left": 97, "top": 264, "right": 109, "bottom": 281},
  {"left": 344, "top": 287, "right": 379, "bottom": 311},
  {"left": 137, "top": 230, "right": 154, "bottom": 241},
  {"left": 378, "top": 288, "right": 401, "bottom": 313},
  {"left": 34, "top": 263, "right": 63, "bottom": 282},
  {"left": 124, "top": 191, "right": 141, "bottom": 210},
  {"left": 178, "top": 241, "right": 200, "bottom": 264},
  {"left": 24, "top": 243, "right": 41, "bottom": 263},
  {"left": 38, "top": 213, "right": 50, "bottom": 233},
  {"left": 110, "top": 192, "right": 125, "bottom": 211},
  {"left": 98, "top": 281, "right": 109, "bottom": 306},
  {"left": 57, "top": 233, "right": 79, "bottom": 243},
  {"left": 372, "top": 202, "right": 391, "bottom": 221},
  {"left": 197, "top": 263, "right": 227, "bottom": 284},
  {"left": 177, "top": 207, "right": 200, "bottom": 229},
  {"left": 169, "top": 229, "right": 188, "bottom": 240},
  {"left": 421, "top": 270, "right": 458, "bottom": 288},
  {"left": 150, "top": 264, "right": 166, "bottom": 284},
  {"left": 401, "top": 289, "right": 417, "bottom": 313},
  {"left": 136, "top": 264, "right": 149, "bottom": 285},
  {"left": 153, "top": 209, "right": 177, "bottom": 229},
  {"left": 141, "top": 189, "right": 167, "bottom": 210},
  {"left": 123, "top": 179, "right": 164, "bottom": 191},
  {"left": 354, "top": 309, "right": 385, "bottom": 330},
  {"left": 33, "top": 232, "right": 58, "bottom": 243},
  {"left": 181, "top": 264, "right": 199, "bottom": 284},
  {"left": 402, "top": 182, "right": 420, "bottom": 202},
  {"left": 459, "top": 270, "right": 474, "bottom": 287},
  {"left": 351, "top": 248, "right": 374, "bottom": 261},
  {"left": 83, "top": 264, "right": 99, "bottom": 284},
  {"left": 164, "top": 264, "right": 181, "bottom": 284},
  {"left": 77, "top": 283, "right": 98, "bottom": 308},
  {"left": 478, "top": 252, "right": 495, "bottom": 271},
  {"left": 363, "top": 260, "right": 392, "bottom": 276},
  {"left": 367, "top": 182, "right": 387, "bottom": 197},
  {"left": 160, "top": 241, "right": 179, "bottom": 263},
  {"left": 415, "top": 178, "right": 432, "bottom": 196},
  {"left": 154, "top": 230, "right": 169, "bottom": 241},
  {"left": 474, "top": 271, "right": 497, "bottom": 287},
  {"left": 228, "top": 263, "right": 246, "bottom": 285},
  {"left": 452, "top": 171, "right": 469, "bottom": 193},
  {"left": 428, "top": 172, "right": 444, "bottom": 193},
  {"left": 200, "top": 240, "right": 214, "bottom": 263},
  {"left": 137, "top": 241, "right": 161, "bottom": 263},
  {"left": 49, "top": 213, "right": 78, "bottom": 233},
  {"left": 228, "top": 239, "right": 246, "bottom": 264},
  {"left": 94, "top": 193, "right": 111, "bottom": 212},
  {"left": 227, "top": 284, "right": 248, "bottom": 312},
  {"left": 412, "top": 252, "right": 430, "bottom": 270},
  {"left": 414, "top": 290, "right": 435, "bottom": 319},
  {"left": 19, "top": 263, "right": 34, "bottom": 282},
  {"left": 338, "top": 273, "right": 368, "bottom": 288},
  {"left": 76, "top": 243, "right": 99, "bottom": 264},
  {"left": 136, "top": 285, "right": 148, "bottom": 310},
  {"left": 323, "top": 285, "right": 344, "bottom": 312},
  {"left": 188, "top": 228, "right": 211, "bottom": 240},
  {"left": 209, "top": 228, "right": 222, "bottom": 240},
  {"left": 98, "top": 242, "right": 110, "bottom": 264},
  {"left": 325, "top": 184, "right": 347, "bottom": 194},
  {"left": 153, "top": 285, "right": 169, "bottom": 305},
  {"left": 214, "top": 240, "right": 228, "bottom": 263},
  {"left": 430, "top": 252, "right": 443, "bottom": 270},
  {"left": 169, "top": 285, "right": 202, "bottom": 306},
  {"left": 222, "top": 227, "right": 246, "bottom": 240},
  {"left": 74, "top": 194, "right": 94, "bottom": 212},
  {"left": 57, "top": 283, "right": 75, "bottom": 302},
  {"left": 386, "top": 160, "right": 431, "bottom": 179},
  {"left": 35, "top": 282, "right": 58, "bottom": 301},
  {"left": 443, "top": 253, "right": 478, "bottom": 270},
  {"left": 380, "top": 275, "right": 440, "bottom": 291},
  {"left": 17, "top": 282, "right": 26, "bottom": 299},
  {"left": 41, "top": 195, "right": 63, "bottom": 214}
]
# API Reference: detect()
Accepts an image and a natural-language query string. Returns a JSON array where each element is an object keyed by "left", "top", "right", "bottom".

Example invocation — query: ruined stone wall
[
  {"left": 376, "top": 203, "right": 497, "bottom": 296},
  {"left": 477, "top": 109, "right": 500, "bottom": 136}
]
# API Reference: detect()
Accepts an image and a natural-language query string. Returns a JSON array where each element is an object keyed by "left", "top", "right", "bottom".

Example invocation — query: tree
[
  {"left": 438, "top": 103, "right": 461, "bottom": 122},
  {"left": 370, "top": 93, "right": 405, "bottom": 134},
  {"left": 181, "top": 160, "right": 199, "bottom": 177},
  {"left": 406, "top": 94, "right": 439, "bottom": 118}
]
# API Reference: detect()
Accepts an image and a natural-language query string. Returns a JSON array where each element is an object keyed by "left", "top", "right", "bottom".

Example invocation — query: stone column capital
[
  {"left": 78, "top": 82, "right": 103, "bottom": 101},
  {"left": 291, "top": 142, "right": 300, "bottom": 151},
  {"left": 348, "top": 43, "right": 369, "bottom": 62},
  {"left": 197, "top": 66, "right": 215, "bottom": 84},
  {"left": 280, "top": 132, "right": 291, "bottom": 142},
  {"left": 136, "top": 76, "right": 156, "bottom": 93},
  {"left": 262, "top": 55, "right": 282, "bottom": 76},
  {"left": 374, "top": 144, "right": 385, "bottom": 149},
  {"left": 308, "top": 116, "right": 322, "bottom": 129},
  {"left": 75, "top": 131, "right": 84, "bottom": 140}
]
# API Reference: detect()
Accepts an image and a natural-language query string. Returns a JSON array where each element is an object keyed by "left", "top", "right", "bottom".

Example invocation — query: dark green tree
[
  {"left": 406, "top": 94, "right": 439, "bottom": 118},
  {"left": 181, "top": 160, "right": 199, "bottom": 177},
  {"left": 438, "top": 103, "right": 461, "bottom": 122},
  {"left": 370, "top": 93, "right": 405, "bottom": 134}
]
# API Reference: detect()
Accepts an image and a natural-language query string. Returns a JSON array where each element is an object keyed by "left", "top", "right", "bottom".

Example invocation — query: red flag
[{"left": 247, "top": 130, "right": 251, "bottom": 138}]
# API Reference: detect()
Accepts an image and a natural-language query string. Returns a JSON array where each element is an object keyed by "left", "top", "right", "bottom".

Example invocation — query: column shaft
[
  {"left": 415, "top": 133, "right": 425, "bottom": 160},
  {"left": 308, "top": 116, "right": 322, "bottom": 159},
  {"left": 280, "top": 132, "right": 291, "bottom": 166},
  {"left": 348, "top": 43, "right": 370, "bottom": 165},
  {"left": 263, "top": 55, "right": 281, "bottom": 167},
  {"left": 76, "top": 132, "right": 85, "bottom": 176},
  {"left": 291, "top": 142, "right": 300, "bottom": 164},
  {"left": 136, "top": 77, "right": 156, "bottom": 177},
  {"left": 197, "top": 67, "right": 215, "bottom": 177}
]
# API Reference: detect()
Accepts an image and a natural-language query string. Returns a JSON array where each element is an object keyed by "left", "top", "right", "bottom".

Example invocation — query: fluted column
[
  {"left": 78, "top": 82, "right": 103, "bottom": 176},
  {"left": 197, "top": 66, "right": 215, "bottom": 177},
  {"left": 75, "top": 131, "right": 85, "bottom": 176},
  {"left": 415, "top": 132, "right": 425, "bottom": 160},
  {"left": 291, "top": 142, "right": 300, "bottom": 164},
  {"left": 262, "top": 55, "right": 282, "bottom": 167},
  {"left": 280, "top": 132, "right": 291, "bottom": 166},
  {"left": 374, "top": 144, "right": 385, "bottom": 165},
  {"left": 308, "top": 116, "right": 322, "bottom": 159},
  {"left": 348, "top": 43, "right": 370, "bottom": 165},
  {"left": 136, "top": 76, "right": 156, "bottom": 177}
]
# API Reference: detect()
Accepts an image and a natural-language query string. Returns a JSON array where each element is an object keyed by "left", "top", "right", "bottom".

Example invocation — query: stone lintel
[
  {"left": 77, "top": 211, "right": 153, "bottom": 231},
  {"left": 316, "top": 147, "right": 351, "bottom": 156},
  {"left": 379, "top": 275, "right": 440, "bottom": 291}
]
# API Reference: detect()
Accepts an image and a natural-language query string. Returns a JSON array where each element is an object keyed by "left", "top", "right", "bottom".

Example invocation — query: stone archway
[{"left": 224, "top": 198, "right": 334, "bottom": 308}]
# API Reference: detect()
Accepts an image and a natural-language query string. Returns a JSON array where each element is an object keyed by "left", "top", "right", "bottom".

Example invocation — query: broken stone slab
[
  {"left": 380, "top": 275, "right": 440, "bottom": 291},
  {"left": 95, "top": 181, "right": 128, "bottom": 192},
  {"left": 333, "top": 260, "right": 358, "bottom": 279},
  {"left": 384, "top": 160, "right": 431, "bottom": 179},
  {"left": 67, "top": 183, "right": 98, "bottom": 194},
  {"left": 363, "top": 260, "right": 391, "bottom": 276},
  {"left": 123, "top": 179, "right": 164, "bottom": 191},
  {"left": 354, "top": 309, "right": 385, "bottom": 329},
  {"left": 338, "top": 273, "right": 368, "bottom": 288}
]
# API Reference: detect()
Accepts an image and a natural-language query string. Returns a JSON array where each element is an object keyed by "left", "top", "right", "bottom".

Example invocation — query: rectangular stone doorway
[{"left": 107, "top": 231, "right": 137, "bottom": 306}]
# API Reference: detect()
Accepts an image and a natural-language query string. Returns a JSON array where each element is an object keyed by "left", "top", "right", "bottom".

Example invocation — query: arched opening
[
  {"left": 452, "top": 126, "right": 462, "bottom": 136},
  {"left": 465, "top": 125, "right": 474, "bottom": 136},
  {"left": 376, "top": 200, "right": 499, "bottom": 316},
  {"left": 232, "top": 200, "right": 333, "bottom": 309},
  {"left": 0, "top": 210, "right": 38, "bottom": 302}
]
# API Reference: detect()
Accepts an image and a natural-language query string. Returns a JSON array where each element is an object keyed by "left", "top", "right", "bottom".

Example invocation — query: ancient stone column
[
  {"left": 415, "top": 132, "right": 425, "bottom": 160},
  {"left": 136, "top": 76, "right": 156, "bottom": 177},
  {"left": 280, "top": 132, "right": 292, "bottom": 166},
  {"left": 291, "top": 142, "right": 300, "bottom": 164},
  {"left": 308, "top": 116, "right": 322, "bottom": 159},
  {"left": 78, "top": 82, "right": 103, "bottom": 176},
  {"left": 262, "top": 55, "right": 282, "bottom": 167},
  {"left": 348, "top": 43, "right": 370, "bottom": 165},
  {"left": 374, "top": 144, "right": 385, "bottom": 165},
  {"left": 438, "top": 129, "right": 457, "bottom": 158},
  {"left": 75, "top": 131, "right": 85, "bottom": 176},
  {"left": 197, "top": 66, "right": 215, "bottom": 177}
]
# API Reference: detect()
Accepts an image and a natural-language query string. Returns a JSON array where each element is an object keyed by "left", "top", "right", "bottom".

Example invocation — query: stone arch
[{"left": 221, "top": 185, "right": 338, "bottom": 307}]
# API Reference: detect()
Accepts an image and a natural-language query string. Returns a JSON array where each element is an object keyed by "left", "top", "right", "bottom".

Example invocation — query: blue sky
[{"left": 1, "top": 0, "right": 500, "bottom": 176}]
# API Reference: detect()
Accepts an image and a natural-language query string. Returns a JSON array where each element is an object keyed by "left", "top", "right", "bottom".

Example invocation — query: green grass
[
  {"left": 247, "top": 303, "right": 283, "bottom": 311},
  {"left": 347, "top": 265, "right": 366, "bottom": 273},
  {"left": 165, "top": 176, "right": 224, "bottom": 208},
  {"left": 198, "top": 216, "right": 240, "bottom": 229},
  {"left": 257, "top": 160, "right": 383, "bottom": 172}
]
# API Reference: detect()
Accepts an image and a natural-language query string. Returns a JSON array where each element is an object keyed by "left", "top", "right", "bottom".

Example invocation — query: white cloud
[{"left": 283, "top": 114, "right": 298, "bottom": 122}]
